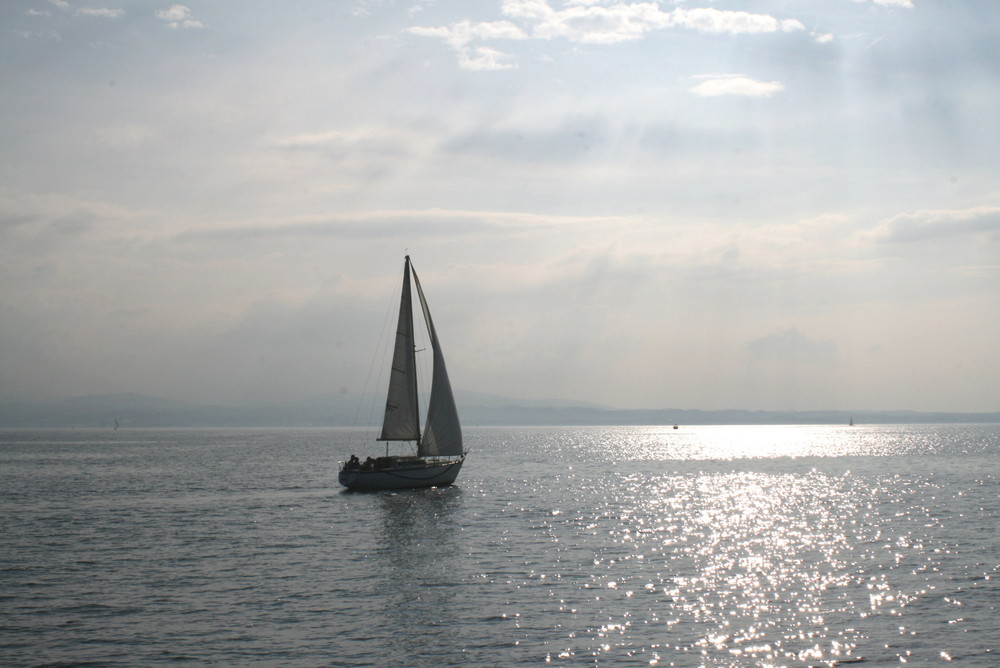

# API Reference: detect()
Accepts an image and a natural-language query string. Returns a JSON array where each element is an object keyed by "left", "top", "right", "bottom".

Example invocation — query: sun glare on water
[
  {"left": 487, "top": 425, "right": 999, "bottom": 665},
  {"left": 574, "top": 424, "right": 954, "bottom": 461}
]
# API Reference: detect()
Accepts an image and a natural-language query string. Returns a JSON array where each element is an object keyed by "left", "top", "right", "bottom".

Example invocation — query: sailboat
[{"left": 339, "top": 255, "right": 465, "bottom": 491}]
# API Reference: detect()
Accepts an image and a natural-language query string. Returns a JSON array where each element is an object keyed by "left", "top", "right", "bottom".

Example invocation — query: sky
[{"left": 1, "top": 0, "right": 998, "bottom": 412}]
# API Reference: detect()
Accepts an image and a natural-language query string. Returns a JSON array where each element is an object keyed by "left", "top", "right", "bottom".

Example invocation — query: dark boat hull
[{"left": 338, "top": 458, "right": 463, "bottom": 491}]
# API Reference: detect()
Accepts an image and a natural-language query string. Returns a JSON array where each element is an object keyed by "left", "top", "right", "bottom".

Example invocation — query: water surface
[{"left": 2, "top": 425, "right": 997, "bottom": 665}]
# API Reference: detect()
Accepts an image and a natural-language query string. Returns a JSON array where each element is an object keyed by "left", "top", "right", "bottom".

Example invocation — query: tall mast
[
  {"left": 378, "top": 255, "right": 421, "bottom": 443},
  {"left": 409, "top": 256, "right": 421, "bottom": 447}
]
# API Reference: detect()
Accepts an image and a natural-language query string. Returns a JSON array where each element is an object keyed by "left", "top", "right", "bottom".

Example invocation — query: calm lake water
[{"left": 1, "top": 424, "right": 998, "bottom": 666}]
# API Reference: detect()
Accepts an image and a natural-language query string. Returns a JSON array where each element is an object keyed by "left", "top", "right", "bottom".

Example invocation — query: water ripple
[{"left": 1, "top": 426, "right": 997, "bottom": 665}]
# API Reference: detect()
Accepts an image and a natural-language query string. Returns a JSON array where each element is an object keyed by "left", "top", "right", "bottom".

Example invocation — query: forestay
[{"left": 378, "top": 260, "right": 420, "bottom": 442}]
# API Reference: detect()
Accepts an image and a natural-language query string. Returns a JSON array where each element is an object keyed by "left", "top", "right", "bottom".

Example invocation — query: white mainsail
[
  {"left": 378, "top": 259, "right": 420, "bottom": 441},
  {"left": 412, "top": 264, "right": 463, "bottom": 457}
]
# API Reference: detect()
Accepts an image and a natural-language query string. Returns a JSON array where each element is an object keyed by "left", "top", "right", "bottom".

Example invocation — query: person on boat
[{"left": 346, "top": 455, "right": 360, "bottom": 470}]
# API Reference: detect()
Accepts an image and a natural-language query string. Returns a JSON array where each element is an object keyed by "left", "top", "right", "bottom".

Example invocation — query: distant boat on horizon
[
  {"left": 338, "top": 256, "right": 465, "bottom": 491},
  {"left": 849, "top": 417, "right": 854, "bottom": 426}
]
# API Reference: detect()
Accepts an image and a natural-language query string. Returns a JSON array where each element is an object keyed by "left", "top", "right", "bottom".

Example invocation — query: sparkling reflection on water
[
  {"left": 1, "top": 425, "right": 998, "bottom": 666},
  {"left": 496, "top": 470, "right": 959, "bottom": 665}
]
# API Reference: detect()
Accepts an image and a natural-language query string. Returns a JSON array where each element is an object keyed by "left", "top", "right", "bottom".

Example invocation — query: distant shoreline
[{"left": 1, "top": 393, "right": 997, "bottom": 429}]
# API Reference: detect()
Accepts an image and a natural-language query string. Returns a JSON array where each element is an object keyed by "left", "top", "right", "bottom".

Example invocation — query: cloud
[
  {"left": 501, "top": 0, "right": 672, "bottom": 43},
  {"left": 408, "top": 19, "right": 527, "bottom": 47},
  {"left": 668, "top": 8, "right": 804, "bottom": 36},
  {"left": 500, "top": 1, "right": 804, "bottom": 42},
  {"left": 272, "top": 127, "right": 419, "bottom": 151},
  {"left": 155, "top": 4, "right": 204, "bottom": 29},
  {"left": 688, "top": 74, "right": 786, "bottom": 98},
  {"left": 868, "top": 0, "right": 915, "bottom": 8},
  {"left": 169, "top": 208, "right": 578, "bottom": 247},
  {"left": 872, "top": 207, "right": 1000, "bottom": 244},
  {"left": 76, "top": 8, "right": 124, "bottom": 18},
  {"left": 408, "top": 1, "right": 805, "bottom": 69},
  {"left": 444, "top": 114, "right": 610, "bottom": 162},
  {"left": 458, "top": 45, "right": 518, "bottom": 71},
  {"left": 267, "top": 125, "right": 431, "bottom": 183},
  {"left": 408, "top": 20, "right": 526, "bottom": 70},
  {"left": 746, "top": 328, "right": 837, "bottom": 363}
]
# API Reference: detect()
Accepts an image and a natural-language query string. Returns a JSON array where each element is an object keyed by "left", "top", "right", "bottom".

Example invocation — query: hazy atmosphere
[{"left": 2, "top": 0, "right": 998, "bottom": 412}]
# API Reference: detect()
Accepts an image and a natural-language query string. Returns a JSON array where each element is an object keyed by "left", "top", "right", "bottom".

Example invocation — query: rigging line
[{"left": 348, "top": 259, "right": 406, "bottom": 445}]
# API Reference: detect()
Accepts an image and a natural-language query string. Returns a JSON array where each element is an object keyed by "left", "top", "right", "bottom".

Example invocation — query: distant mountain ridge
[{"left": 0, "top": 392, "right": 997, "bottom": 428}]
